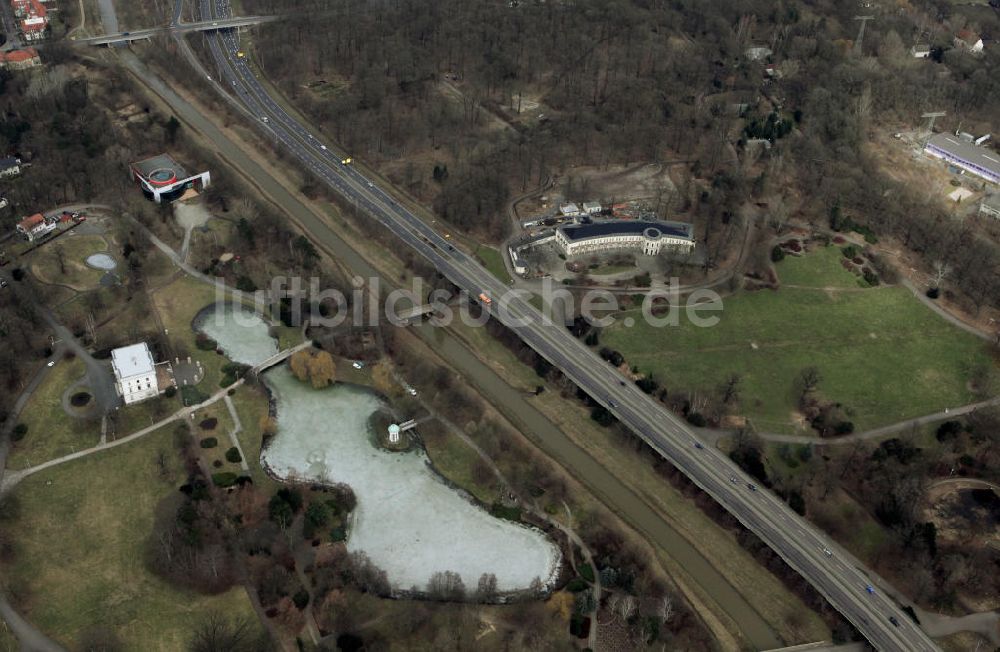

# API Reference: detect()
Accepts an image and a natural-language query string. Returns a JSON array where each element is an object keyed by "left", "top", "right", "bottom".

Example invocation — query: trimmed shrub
[
  {"left": 225, "top": 447, "right": 242, "bottom": 464},
  {"left": 770, "top": 245, "right": 785, "bottom": 262},
  {"left": 164, "top": 386, "right": 177, "bottom": 398},
  {"left": 200, "top": 418, "right": 218, "bottom": 430},
  {"left": 212, "top": 460, "right": 223, "bottom": 468},
  {"left": 195, "top": 335, "right": 218, "bottom": 351},
  {"left": 200, "top": 437, "right": 218, "bottom": 449},
  {"left": 12, "top": 423, "right": 27, "bottom": 441},
  {"left": 489, "top": 503, "right": 521, "bottom": 521},
  {"left": 926, "top": 287, "right": 940, "bottom": 299}
]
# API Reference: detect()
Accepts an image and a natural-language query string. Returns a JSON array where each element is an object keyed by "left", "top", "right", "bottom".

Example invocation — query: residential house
[
  {"left": 0, "top": 48, "right": 41, "bottom": 70},
  {"left": 16, "top": 213, "right": 55, "bottom": 241},
  {"left": 980, "top": 193, "right": 1000, "bottom": 219},
  {"left": 0, "top": 157, "right": 22, "bottom": 178},
  {"left": 954, "top": 29, "right": 984, "bottom": 53}
]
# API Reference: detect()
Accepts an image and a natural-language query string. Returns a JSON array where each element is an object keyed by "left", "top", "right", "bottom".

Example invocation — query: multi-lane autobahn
[
  {"left": 77, "top": 15, "right": 278, "bottom": 45},
  {"left": 193, "top": 5, "right": 939, "bottom": 650}
]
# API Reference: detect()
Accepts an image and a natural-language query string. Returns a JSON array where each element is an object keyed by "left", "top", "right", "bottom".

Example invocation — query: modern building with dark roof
[
  {"left": 925, "top": 133, "right": 1000, "bottom": 185},
  {"left": 554, "top": 219, "right": 695, "bottom": 257},
  {"left": 129, "top": 153, "right": 211, "bottom": 203}
]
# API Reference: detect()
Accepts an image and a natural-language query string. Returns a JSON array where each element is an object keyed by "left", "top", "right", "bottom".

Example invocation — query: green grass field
[
  {"left": 151, "top": 275, "right": 228, "bottom": 388},
  {"left": 29, "top": 234, "right": 110, "bottom": 291},
  {"left": 1, "top": 425, "right": 262, "bottom": 650},
  {"left": 603, "top": 251, "right": 998, "bottom": 433},
  {"left": 6, "top": 357, "right": 102, "bottom": 470},
  {"left": 475, "top": 245, "right": 512, "bottom": 284},
  {"left": 776, "top": 245, "right": 861, "bottom": 289}
]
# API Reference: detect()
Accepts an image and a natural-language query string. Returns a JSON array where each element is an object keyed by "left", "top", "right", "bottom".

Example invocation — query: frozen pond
[
  {"left": 85, "top": 253, "right": 117, "bottom": 270},
  {"left": 194, "top": 303, "right": 278, "bottom": 366},
  {"left": 262, "top": 367, "right": 561, "bottom": 594}
]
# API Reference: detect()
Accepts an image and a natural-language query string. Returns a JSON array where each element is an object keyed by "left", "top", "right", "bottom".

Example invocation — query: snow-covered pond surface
[
  {"left": 261, "top": 366, "right": 561, "bottom": 594},
  {"left": 194, "top": 303, "right": 278, "bottom": 366},
  {"left": 84, "top": 253, "right": 117, "bottom": 270}
]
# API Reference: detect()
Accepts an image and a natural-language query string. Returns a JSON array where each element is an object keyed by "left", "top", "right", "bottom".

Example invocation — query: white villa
[{"left": 111, "top": 343, "right": 159, "bottom": 404}]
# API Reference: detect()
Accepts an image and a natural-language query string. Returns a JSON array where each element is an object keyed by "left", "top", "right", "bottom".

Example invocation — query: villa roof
[
  {"left": 559, "top": 219, "right": 694, "bottom": 242},
  {"left": 111, "top": 343, "right": 155, "bottom": 379}
]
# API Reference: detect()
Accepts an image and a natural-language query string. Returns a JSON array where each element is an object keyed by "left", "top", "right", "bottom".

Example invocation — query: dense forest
[{"left": 240, "top": 0, "right": 1000, "bottom": 315}]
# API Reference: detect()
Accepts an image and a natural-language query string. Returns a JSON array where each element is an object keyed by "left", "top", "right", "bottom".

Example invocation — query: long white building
[
  {"left": 554, "top": 220, "right": 695, "bottom": 257},
  {"left": 111, "top": 343, "right": 159, "bottom": 405},
  {"left": 925, "top": 133, "right": 1000, "bottom": 185}
]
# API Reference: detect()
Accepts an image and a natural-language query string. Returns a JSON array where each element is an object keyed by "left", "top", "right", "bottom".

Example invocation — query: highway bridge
[
  {"left": 191, "top": 0, "right": 941, "bottom": 648},
  {"left": 77, "top": 15, "right": 278, "bottom": 46}
]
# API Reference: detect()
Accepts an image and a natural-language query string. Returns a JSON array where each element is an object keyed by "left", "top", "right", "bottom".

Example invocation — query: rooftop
[
  {"left": 1, "top": 48, "right": 38, "bottom": 63},
  {"left": 17, "top": 213, "right": 44, "bottom": 230},
  {"left": 926, "top": 133, "right": 1000, "bottom": 179},
  {"left": 0, "top": 156, "right": 20, "bottom": 168},
  {"left": 559, "top": 219, "right": 694, "bottom": 242},
  {"left": 111, "top": 343, "right": 156, "bottom": 379},
  {"left": 130, "top": 154, "right": 188, "bottom": 184},
  {"left": 983, "top": 194, "right": 1000, "bottom": 210}
]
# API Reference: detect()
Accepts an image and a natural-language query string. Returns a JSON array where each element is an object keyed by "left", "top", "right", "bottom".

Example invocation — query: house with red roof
[
  {"left": 0, "top": 48, "right": 41, "bottom": 70},
  {"left": 954, "top": 29, "right": 984, "bottom": 53},
  {"left": 10, "top": 0, "right": 48, "bottom": 41},
  {"left": 16, "top": 213, "right": 55, "bottom": 241}
]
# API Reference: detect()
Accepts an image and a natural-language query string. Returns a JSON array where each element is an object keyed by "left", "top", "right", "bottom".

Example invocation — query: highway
[
  {"left": 76, "top": 15, "right": 278, "bottom": 45},
  {"left": 194, "top": 3, "right": 939, "bottom": 649}
]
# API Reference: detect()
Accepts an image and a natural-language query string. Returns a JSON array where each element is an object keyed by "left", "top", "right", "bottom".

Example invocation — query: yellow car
[
  {"left": 236, "top": 51, "right": 246, "bottom": 58},
  {"left": 341, "top": 157, "right": 352, "bottom": 165}
]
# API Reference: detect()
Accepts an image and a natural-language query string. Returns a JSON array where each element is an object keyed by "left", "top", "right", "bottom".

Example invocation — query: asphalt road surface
[{"left": 193, "top": 5, "right": 940, "bottom": 649}]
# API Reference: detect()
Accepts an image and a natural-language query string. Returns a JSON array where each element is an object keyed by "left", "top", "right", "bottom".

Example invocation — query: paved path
[
  {"left": 901, "top": 278, "right": 994, "bottom": 342},
  {"left": 0, "top": 353, "right": 69, "bottom": 652},
  {"left": 703, "top": 390, "right": 1000, "bottom": 447},
  {"left": 223, "top": 395, "right": 250, "bottom": 472}
]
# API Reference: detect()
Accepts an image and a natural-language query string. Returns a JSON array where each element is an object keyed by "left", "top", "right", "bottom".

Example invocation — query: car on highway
[
  {"left": 341, "top": 157, "right": 353, "bottom": 165},
  {"left": 729, "top": 475, "right": 738, "bottom": 483},
  {"left": 889, "top": 616, "right": 900, "bottom": 627},
  {"left": 261, "top": 116, "right": 270, "bottom": 123},
  {"left": 320, "top": 145, "right": 327, "bottom": 150},
  {"left": 46, "top": 360, "right": 55, "bottom": 367},
  {"left": 608, "top": 400, "right": 617, "bottom": 408},
  {"left": 823, "top": 547, "right": 833, "bottom": 557},
  {"left": 694, "top": 442, "right": 704, "bottom": 449},
  {"left": 0, "top": 279, "right": 8, "bottom": 289},
  {"left": 236, "top": 51, "right": 245, "bottom": 58},
  {"left": 747, "top": 483, "right": 757, "bottom": 491},
  {"left": 865, "top": 585, "right": 876, "bottom": 595}
]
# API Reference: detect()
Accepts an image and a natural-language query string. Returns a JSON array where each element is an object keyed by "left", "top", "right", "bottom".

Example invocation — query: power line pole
[
  {"left": 921, "top": 111, "right": 946, "bottom": 134},
  {"left": 854, "top": 15, "right": 874, "bottom": 56}
]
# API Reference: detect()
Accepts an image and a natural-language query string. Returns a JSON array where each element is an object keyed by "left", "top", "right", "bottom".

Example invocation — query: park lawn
[
  {"left": 422, "top": 426, "right": 499, "bottom": 505},
  {"left": 29, "top": 234, "right": 110, "bottom": 291},
  {"left": 150, "top": 275, "right": 228, "bottom": 388},
  {"left": 603, "top": 284, "right": 998, "bottom": 434},
  {"left": 475, "top": 245, "right": 513, "bottom": 284},
  {"left": 775, "top": 245, "right": 861, "bottom": 289},
  {"left": 6, "top": 357, "right": 102, "bottom": 470},
  {"left": 1, "top": 425, "right": 262, "bottom": 651},
  {"left": 227, "top": 385, "right": 279, "bottom": 491},
  {"left": 191, "top": 401, "right": 238, "bottom": 471}
]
